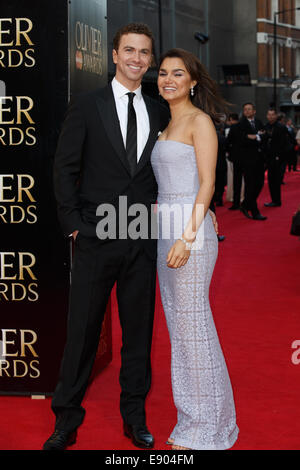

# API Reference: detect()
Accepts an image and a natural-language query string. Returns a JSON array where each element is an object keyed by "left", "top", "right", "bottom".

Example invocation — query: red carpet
[{"left": 0, "top": 170, "right": 300, "bottom": 450}]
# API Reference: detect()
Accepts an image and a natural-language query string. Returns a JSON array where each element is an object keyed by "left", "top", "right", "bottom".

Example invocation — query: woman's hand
[
  {"left": 209, "top": 210, "right": 218, "bottom": 235},
  {"left": 166, "top": 239, "right": 191, "bottom": 269}
]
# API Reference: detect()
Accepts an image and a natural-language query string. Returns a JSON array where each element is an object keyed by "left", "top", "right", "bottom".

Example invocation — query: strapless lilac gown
[{"left": 151, "top": 140, "right": 239, "bottom": 450}]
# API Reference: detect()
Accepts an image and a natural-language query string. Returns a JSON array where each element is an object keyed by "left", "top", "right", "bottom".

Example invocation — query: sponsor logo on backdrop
[
  {"left": 0, "top": 94, "right": 36, "bottom": 146},
  {"left": 0, "top": 174, "right": 37, "bottom": 224},
  {"left": 0, "top": 252, "right": 38, "bottom": 301},
  {"left": 0, "top": 329, "right": 40, "bottom": 378},
  {"left": 0, "top": 18, "right": 35, "bottom": 68},
  {"left": 75, "top": 20, "right": 103, "bottom": 75}
]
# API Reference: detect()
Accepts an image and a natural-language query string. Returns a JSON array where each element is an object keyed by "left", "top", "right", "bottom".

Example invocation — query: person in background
[
  {"left": 226, "top": 113, "right": 244, "bottom": 210},
  {"left": 286, "top": 118, "right": 298, "bottom": 173},
  {"left": 263, "top": 108, "right": 288, "bottom": 208},
  {"left": 277, "top": 113, "right": 288, "bottom": 184},
  {"left": 238, "top": 103, "right": 267, "bottom": 221},
  {"left": 213, "top": 124, "right": 227, "bottom": 207}
]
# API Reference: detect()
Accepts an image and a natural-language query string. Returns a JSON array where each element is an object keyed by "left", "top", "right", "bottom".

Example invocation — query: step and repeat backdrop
[{"left": 0, "top": 0, "right": 111, "bottom": 395}]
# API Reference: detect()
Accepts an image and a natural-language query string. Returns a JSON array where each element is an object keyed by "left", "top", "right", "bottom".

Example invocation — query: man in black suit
[
  {"left": 238, "top": 103, "right": 267, "bottom": 221},
  {"left": 43, "top": 23, "right": 170, "bottom": 451},
  {"left": 226, "top": 113, "right": 243, "bottom": 210},
  {"left": 263, "top": 108, "right": 288, "bottom": 207},
  {"left": 213, "top": 125, "right": 227, "bottom": 207},
  {"left": 286, "top": 118, "right": 298, "bottom": 173}
]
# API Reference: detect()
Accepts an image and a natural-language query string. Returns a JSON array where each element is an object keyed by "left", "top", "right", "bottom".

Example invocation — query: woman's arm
[
  {"left": 182, "top": 113, "right": 217, "bottom": 241},
  {"left": 166, "top": 113, "right": 217, "bottom": 269}
]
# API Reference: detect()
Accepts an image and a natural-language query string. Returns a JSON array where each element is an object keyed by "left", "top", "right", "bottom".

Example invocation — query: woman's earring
[{"left": 190, "top": 87, "right": 194, "bottom": 97}]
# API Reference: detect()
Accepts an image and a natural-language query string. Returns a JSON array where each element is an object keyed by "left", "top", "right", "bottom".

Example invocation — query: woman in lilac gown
[{"left": 151, "top": 49, "right": 239, "bottom": 450}]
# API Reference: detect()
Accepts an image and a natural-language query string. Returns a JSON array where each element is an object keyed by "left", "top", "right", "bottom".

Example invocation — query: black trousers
[
  {"left": 52, "top": 236, "right": 157, "bottom": 432},
  {"left": 214, "top": 167, "right": 227, "bottom": 205},
  {"left": 288, "top": 150, "right": 298, "bottom": 171},
  {"left": 267, "top": 158, "right": 282, "bottom": 205},
  {"left": 242, "top": 157, "right": 265, "bottom": 216},
  {"left": 232, "top": 160, "right": 243, "bottom": 207}
]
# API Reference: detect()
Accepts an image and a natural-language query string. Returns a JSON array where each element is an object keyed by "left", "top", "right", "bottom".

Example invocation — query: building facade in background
[
  {"left": 107, "top": 0, "right": 300, "bottom": 124},
  {"left": 256, "top": 0, "right": 300, "bottom": 124}
]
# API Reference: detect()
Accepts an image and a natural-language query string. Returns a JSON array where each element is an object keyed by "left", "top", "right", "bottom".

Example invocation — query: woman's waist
[
  {"left": 156, "top": 207, "right": 217, "bottom": 242},
  {"left": 157, "top": 191, "right": 198, "bottom": 202}
]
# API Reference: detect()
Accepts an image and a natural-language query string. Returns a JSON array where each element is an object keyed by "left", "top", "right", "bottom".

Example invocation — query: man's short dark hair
[
  {"left": 113, "top": 23, "right": 156, "bottom": 57},
  {"left": 243, "top": 102, "right": 256, "bottom": 110}
]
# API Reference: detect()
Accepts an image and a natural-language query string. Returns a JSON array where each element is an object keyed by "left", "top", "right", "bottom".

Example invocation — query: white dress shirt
[
  {"left": 111, "top": 77, "right": 150, "bottom": 162},
  {"left": 247, "top": 118, "right": 261, "bottom": 142}
]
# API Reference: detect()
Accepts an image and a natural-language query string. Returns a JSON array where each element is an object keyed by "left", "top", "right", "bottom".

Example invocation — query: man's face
[
  {"left": 243, "top": 104, "right": 256, "bottom": 119},
  {"left": 267, "top": 110, "right": 277, "bottom": 124},
  {"left": 113, "top": 33, "right": 152, "bottom": 89}
]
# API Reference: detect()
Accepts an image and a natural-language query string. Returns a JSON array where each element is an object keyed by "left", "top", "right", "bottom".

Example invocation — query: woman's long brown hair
[{"left": 159, "top": 48, "right": 230, "bottom": 124}]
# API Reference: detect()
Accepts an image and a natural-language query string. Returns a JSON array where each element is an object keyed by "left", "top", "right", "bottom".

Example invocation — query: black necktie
[
  {"left": 126, "top": 92, "right": 137, "bottom": 176},
  {"left": 250, "top": 120, "right": 256, "bottom": 130}
]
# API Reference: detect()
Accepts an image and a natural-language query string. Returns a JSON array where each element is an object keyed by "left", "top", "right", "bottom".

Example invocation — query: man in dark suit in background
[
  {"left": 213, "top": 125, "right": 227, "bottom": 207},
  {"left": 226, "top": 113, "right": 243, "bottom": 210},
  {"left": 286, "top": 118, "right": 298, "bottom": 173},
  {"left": 263, "top": 108, "right": 289, "bottom": 207},
  {"left": 238, "top": 103, "right": 267, "bottom": 221},
  {"left": 43, "top": 23, "right": 170, "bottom": 451}
]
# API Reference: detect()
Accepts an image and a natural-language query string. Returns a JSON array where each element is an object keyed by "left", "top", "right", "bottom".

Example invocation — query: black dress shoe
[
  {"left": 264, "top": 202, "right": 281, "bottom": 207},
  {"left": 240, "top": 205, "right": 253, "bottom": 219},
  {"left": 217, "top": 235, "right": 226, "bottom": 242},
  {"left": 43, "top": 429, "right": 77, "bottom": 450},
  {"left": 228, "top": 205, "right": 240, "bottom": 211},
  {"left": 124, "top": 423, "right": 154, "bottom": 449},
  {"left": 252, "top": 213, "right": 267, "bottom": 221}
]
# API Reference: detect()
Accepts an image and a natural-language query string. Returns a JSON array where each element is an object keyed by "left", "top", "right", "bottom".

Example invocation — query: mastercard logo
[{"left": 76, "top": 50, "right": 83, "bottom": 70}]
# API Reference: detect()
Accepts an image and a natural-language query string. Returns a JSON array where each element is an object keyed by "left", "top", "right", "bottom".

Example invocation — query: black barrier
[{"left": 0, "top": 0, "right": 111, "bottom": 395}]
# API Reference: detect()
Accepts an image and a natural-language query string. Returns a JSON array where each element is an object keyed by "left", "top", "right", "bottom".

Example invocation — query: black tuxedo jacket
[
  {"left": 53, "top": 83, "right": 170, "bottom": 256},
  {"left": 262, "top": 121, "right": 289, "bottom": 163},
  {"left": 237, "top": 116, "right": 264, "bottom": 163},
  {"left": 226, "top": 123, "right": 242, "bottom": 163}
]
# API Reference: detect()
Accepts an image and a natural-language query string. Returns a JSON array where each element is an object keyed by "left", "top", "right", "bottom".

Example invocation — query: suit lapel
[
  {"left": 95, "top": 85, "right": 161, "bottom": 177},
  {"left": 95, "top": 84, "right": 131, "bottom": 175},
  {"left": 135, "top": 94, "right": 159, "bottom": 174},
  {"left": 242, "top": 116, "right": 255, "bottom": 133}
]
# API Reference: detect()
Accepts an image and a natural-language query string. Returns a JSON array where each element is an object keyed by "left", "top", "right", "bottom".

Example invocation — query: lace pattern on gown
[{"left": 151, "top": 141, "right": 239, "bottom": 450}]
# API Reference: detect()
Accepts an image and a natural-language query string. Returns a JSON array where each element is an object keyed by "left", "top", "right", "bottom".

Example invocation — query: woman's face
[{"left": 158, "top": 57, "right": 197, "bottom": 103}]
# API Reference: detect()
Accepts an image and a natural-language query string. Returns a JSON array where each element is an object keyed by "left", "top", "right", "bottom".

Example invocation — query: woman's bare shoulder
[
  {"left": 190, "top": 109, "right": 213, "bottom": 123},
  {"left": 190, "top": 109, "right": 215, "bottom": 134}
]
